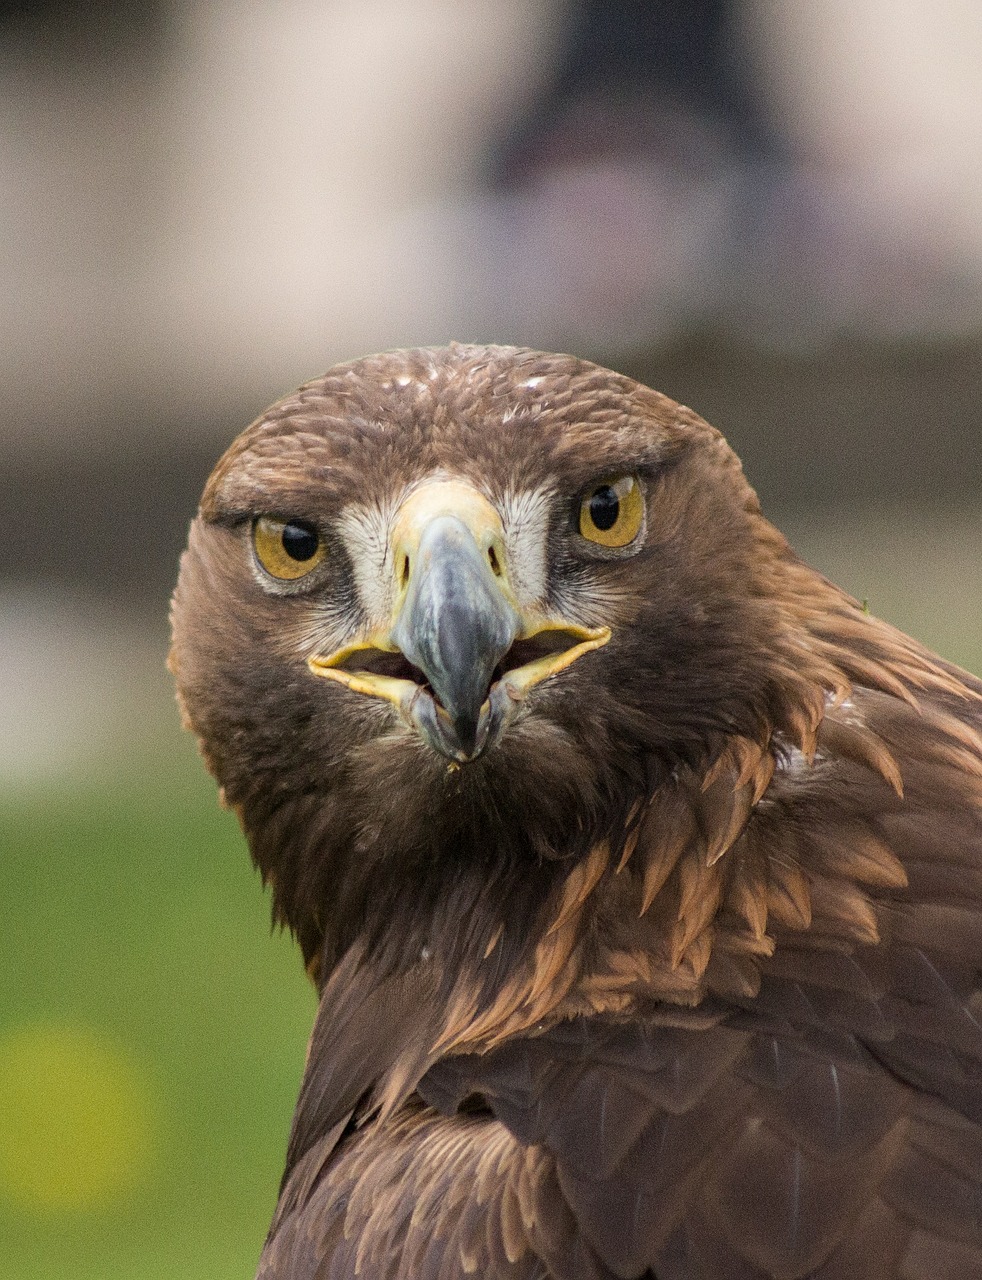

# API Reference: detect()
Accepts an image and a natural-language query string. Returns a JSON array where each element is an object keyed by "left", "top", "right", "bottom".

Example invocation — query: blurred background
[{"left": 2, "top": 1, "right": 981, "bottom": 1275}]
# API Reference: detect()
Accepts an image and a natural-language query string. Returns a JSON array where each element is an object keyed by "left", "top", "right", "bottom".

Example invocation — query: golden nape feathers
[{"left": 169, "top": 345, "right": 982, "bottom": 1280}]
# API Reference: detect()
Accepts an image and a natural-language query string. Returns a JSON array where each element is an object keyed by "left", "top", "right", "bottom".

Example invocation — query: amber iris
[
  {"left": 579, "top": 475, "right": 644, "bottom": 547},
  {"left": 252, "top": 517, "right": 325, "bottom": 580}
]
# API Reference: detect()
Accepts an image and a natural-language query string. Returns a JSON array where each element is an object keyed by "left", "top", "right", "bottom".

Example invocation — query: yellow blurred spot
[{"left": 0, "top": 1024, "right": 156, "bottom": 1212}]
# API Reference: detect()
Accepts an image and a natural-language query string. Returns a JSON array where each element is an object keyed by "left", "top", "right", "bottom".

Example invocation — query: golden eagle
[{"left": 170, "top": 344, "right": 982, "bottom": 1279}]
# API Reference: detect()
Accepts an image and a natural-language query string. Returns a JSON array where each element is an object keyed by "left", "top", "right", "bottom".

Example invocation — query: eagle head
[{"left": 170, "top": 344, "right": 833, "bottom": 969}]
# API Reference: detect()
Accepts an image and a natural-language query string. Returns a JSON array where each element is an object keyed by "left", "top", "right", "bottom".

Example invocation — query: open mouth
[
  {"left": 310, "top": 620, "right": 608, "bottom": 764},
  {"left": 497, "top": 628, "right": 588, "bottom": 674},
  {"left": 325, "top": 625, "right": 605, "bottom": 708},
  {"left": 332, "top": 648, "right": 426, "bottom": 685}
]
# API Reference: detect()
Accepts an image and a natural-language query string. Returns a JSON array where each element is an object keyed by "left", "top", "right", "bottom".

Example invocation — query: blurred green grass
[
  {"left": 0, "top": 740, "right": 314, "bottom": 1280},
  {"left": 785, "top": 505, "right": 982, "bottom": 679}
]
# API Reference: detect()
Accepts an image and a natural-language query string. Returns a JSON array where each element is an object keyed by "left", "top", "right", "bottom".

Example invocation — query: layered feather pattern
[{"left": 169, "top": 345, "right": 982, "bottom": 1279}]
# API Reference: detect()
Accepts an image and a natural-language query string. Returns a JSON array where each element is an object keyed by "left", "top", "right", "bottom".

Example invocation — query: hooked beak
[{"left": 308, "top": 480, "right": 610, "bottom": 762}]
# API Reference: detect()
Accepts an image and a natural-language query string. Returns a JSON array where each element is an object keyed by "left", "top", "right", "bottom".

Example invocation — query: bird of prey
[{"left": 169, "top": 344, "right": 982, "bottom": 1279}]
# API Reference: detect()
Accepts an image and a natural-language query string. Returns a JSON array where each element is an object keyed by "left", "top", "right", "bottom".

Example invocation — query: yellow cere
[
  {"left": 579, "top": 474, "right": 644, "bottom": 548},
  {"left": 0, "top": 1023, "right": 157, "bottom": 1213},
  {"left": 253, "top": 516, "right": 326, "bottom": 580}
]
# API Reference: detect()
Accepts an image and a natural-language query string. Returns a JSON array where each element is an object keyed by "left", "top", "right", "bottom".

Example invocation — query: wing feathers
[
  {"left": 415, "top": 1015, "right": 972, "bottom": 1279},
  {"left": 816, "top": 714, "right": 904, "bottom": 797}
]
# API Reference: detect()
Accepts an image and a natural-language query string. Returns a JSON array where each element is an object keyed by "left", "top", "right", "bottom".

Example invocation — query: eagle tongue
[{"left": 391, "top": 514, "right": 519, "bottom": 761}]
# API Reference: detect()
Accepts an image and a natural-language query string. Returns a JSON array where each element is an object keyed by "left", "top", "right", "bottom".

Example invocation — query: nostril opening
[
  {"left": 487, "top": 545, "right": 502, "bottom": 576},
  {"left": 400, "top": 554, "right": 411, "bottom": 588}
]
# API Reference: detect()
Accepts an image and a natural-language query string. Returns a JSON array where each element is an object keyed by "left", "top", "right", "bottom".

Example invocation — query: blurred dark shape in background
[
  {"left": 493, "top": 0, "right": 776, "bottom": 174},
  {"left": 2, "top": 3, "right": 980, "bottom": 1278}
]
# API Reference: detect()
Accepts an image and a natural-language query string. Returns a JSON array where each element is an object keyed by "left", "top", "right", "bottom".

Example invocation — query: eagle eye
[
  {"left": 579, "top": 475, "right": 644, "bottom": 548},
  {"left": 253, "top": 516, "right": 325, "bottom": 580}
]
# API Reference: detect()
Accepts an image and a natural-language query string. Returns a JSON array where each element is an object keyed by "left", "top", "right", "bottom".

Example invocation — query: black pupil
[
  {"left": 281, "top": 522, "right": 319, "bottom": 562},
  {"left": 589, "top": 487, "right": 620, "bottom": 532}
]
